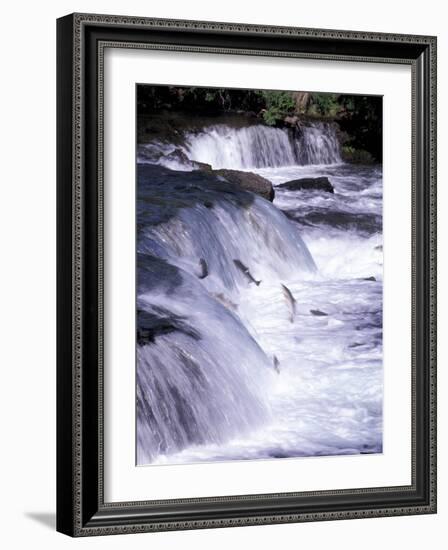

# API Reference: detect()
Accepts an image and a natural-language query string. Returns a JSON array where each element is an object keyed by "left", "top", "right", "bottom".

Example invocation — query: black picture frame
[{"left": 57, "top": 13, "right": 437, "bottom": 537}]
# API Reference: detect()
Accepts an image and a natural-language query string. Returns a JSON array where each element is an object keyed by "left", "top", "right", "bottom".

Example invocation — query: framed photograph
[{"left": 56, "top": 13, "right": 437, "bottom": 536}]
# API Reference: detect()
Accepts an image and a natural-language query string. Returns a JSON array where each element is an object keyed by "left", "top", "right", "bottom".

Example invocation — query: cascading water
[
  {"left": 138, "top": 121, "right": 341, "bottom": 172},
  {"left": 137, "top": 118, "right": 383, "bottom": 466},
  {"left": 182, "top": 124, "right": 297, "bottom": 169},
  {"left": 181, "top": 122, "right": 341, "bottom": 169},
  {"left": 137, "top": 257, "right": 275, "bottom": 465},
  {"left": 136, "top": 165, "right": 316, "bottom": 463}
]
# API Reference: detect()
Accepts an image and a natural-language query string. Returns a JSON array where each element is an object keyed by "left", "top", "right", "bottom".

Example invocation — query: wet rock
[
  {"left": 212, "top": 169, "right": 275, "bottom": 202},
  {"left": 164, "top": 148, "right": 191, "bottom": 165},
  {"left": 284, "top": 208, "right": 381, "bottom": 235},
  {"left": 341, "top": 147, "right": 375, "bottom": 164},
  {"left": 284, "top": 115, "right": 299, "bottom": 126},
  {"left": 193, "top": 161, "right": 213, "bottom": 173},
  {"left": 137, "top": 308, "right": 200, "bottom": 345},
  {"left": 278, "top": 176, "right": 334, "bottom": 193}
]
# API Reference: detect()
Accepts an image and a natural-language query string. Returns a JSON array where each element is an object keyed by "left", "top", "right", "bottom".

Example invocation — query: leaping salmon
[
  {"left": 214, "top": 292, "right": 238, "bottom": 312},
  {"left": 198, "top": 258, "right": 208, "bottom": 279},
  {"left": 281, "top": 284, "right": 296, "bottom": 323},
  {"left": 310, "top": 309, "right": 328, "bottom": 317},
  {"left": 273, "top": 355, "right": 281, "bottom": 374},
  {"left": 233, "top": 259, "right": 261, "bottom": 286}
]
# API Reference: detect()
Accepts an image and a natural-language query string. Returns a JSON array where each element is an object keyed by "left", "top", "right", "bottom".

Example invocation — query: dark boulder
[
  {"left": 341, "top": 147, "right": 375, "bottom": 164},
  {"left": 278, "top": 176, "right": 334, "bottom": 193},
  {"left": 137, "top": 307, "right": 200, "bottom": 346},
  {"left": 163, "top": 149, "right": 205, "bottom": 170},
  {"left": 192, "top": 161, "right": 213, "bottom": 173},
  {"left": 211, "top": 169, "right": 275, "bottom": 202}
]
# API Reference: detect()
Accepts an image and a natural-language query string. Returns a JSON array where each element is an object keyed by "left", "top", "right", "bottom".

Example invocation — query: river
[{"left": 136, "top": 120, "right": 383, "bottom": 466}]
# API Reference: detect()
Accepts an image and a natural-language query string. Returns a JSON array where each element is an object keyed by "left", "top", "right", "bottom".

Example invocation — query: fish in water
[
  {"left": 281, "top": 284, "right": 296, "bottom": 323},
  {"left": 198, "top": 258, "right": 208, "bottom": 279},
  {"left": 213, "top": 292, "right": 238, "bottom": 312},
  {"left": 348, "top": 342, "right": 364, "bottom": 348},
  {"left": 310, "top": 309, "right": 328, "bottom": 316},
  {"left": 273, "top": 355, "right": 280, "bottom": 374},
  {"left": 233, "top": 259, "right": 261, "bottom": 286}
]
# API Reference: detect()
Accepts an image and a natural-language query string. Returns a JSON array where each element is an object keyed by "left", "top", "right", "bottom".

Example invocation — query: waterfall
[
  {"left": 139, "top": 184, "right": 316, "bottom": 295},
  {"left": 136, "top": 117, "right": 339, "bottom": 464},
  {"left": 136, "top": 111, "right": 383, "bottom": 464},
  {"left": 136, "top": 165, "right": 316, "bottom": 463},
  {"left": 138, "top": 121, "right": 341, "bottom": 172},
  {"left": 295, "top": 123, "right": 342, "bottom": 165},
  {"left": 182, "top": 125, "right": 297, "bottom": 169},
  {"left": 181, "top": 122, "right": 341, "bottom": 169},
  {"left": 136, "top": 262, "right": 275, "bottom": 465}
]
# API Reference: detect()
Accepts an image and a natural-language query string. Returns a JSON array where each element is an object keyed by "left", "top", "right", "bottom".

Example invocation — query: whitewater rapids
[{"left": 136, "top": 121, "right": 383, "bottom": 465}]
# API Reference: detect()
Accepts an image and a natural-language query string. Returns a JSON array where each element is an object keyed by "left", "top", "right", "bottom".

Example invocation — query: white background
[{"left": 0, "top": 1, "right": 445, "bottom": 548}]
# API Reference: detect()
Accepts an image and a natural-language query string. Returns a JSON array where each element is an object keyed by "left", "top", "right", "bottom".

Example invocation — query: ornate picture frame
[{"left": 57, "top": 13, "right": 437, "bottom": 536}]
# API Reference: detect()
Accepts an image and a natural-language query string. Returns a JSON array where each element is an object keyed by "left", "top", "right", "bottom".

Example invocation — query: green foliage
[
  {"left": 260, "top": 91, "right": 295, "bottom": 126},
  {"left": 309, "top": 93, "right": 341, "bottom": 117},
  {"left": 136, "top": 84, "right": 383, "bottom": 162},
  {"left": 338, "top": 95, "right": 383, "bottom": 161},
  {"left": 341, "top": 146, "right": 375, "bottom": 164},
  {"left": 183, "top": 88, "right": 228, "bottom": 108}
]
